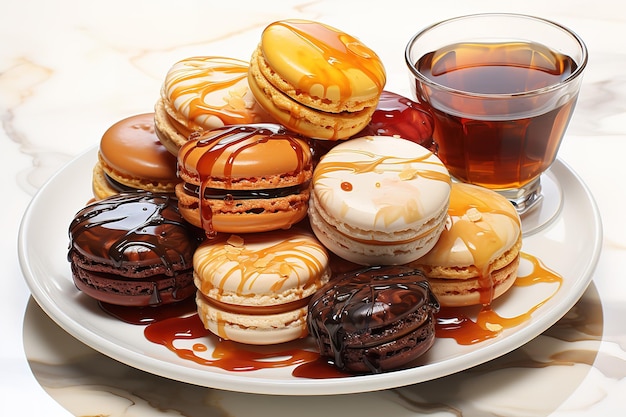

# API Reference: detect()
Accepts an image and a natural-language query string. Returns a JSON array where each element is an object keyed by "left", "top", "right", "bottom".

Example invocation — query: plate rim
[{"left": 17, "top": 146, "right": 603, "bottom": 395}]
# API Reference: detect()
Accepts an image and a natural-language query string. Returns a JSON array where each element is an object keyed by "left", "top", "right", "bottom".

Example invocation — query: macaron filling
[{"left": 181, "top": 181, "right": 311, "bottom": 201}]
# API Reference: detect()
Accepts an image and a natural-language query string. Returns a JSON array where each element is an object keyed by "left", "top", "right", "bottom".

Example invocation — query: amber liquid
[{"left": 416, "top": 41, "right": 579, "bottom": 189}]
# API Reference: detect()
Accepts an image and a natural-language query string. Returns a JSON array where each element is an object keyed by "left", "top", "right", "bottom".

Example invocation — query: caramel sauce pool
[
  {"left": 100, "top": 251, "right": 565, "bottom": 377},
  {"left": 435, "top": 252, "right": 563, "bottom": 345}
]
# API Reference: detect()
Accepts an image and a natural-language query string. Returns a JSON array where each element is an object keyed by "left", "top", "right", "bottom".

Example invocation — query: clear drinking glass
[{"left": 405, "top": 13, "right": 587, "bottom": 233}]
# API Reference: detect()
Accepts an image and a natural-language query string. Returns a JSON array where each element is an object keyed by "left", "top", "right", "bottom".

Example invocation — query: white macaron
[{"left": 308, "top": 135, "right": 451, "bottom": 265}]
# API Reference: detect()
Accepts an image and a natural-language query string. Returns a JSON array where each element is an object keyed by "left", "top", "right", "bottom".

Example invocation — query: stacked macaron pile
[{"left": 66, "top": 17, "right": 524, "bottom": 374}]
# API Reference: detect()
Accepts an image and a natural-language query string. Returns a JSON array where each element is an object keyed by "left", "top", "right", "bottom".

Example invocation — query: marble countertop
[{"left": 3, "top": 0, "right": 626, "bottom": 415}]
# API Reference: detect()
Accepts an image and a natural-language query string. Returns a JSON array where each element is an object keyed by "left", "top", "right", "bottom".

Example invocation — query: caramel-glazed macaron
[
  {"left": 154, "top": 56, "right": 272, "bottom": 154},
  {"left": 409, "top": 183, "right": 522, "bottom": 307},
  {"left": 248, "top": 19, "right": 386, "bottom": 140},
  {"left": 194, "top": 230, "right": 330, "bottom": 345},
  {"left": 175, "top": 123, "right": 313, "bottom": 235},
  {"left": 92, "top": 113, "right": 179, "bottom": 200}
]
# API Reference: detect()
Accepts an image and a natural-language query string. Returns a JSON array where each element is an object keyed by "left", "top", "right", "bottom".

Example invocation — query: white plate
[{"left": 18, "top": 147, "right": 602, "bottom": 395}]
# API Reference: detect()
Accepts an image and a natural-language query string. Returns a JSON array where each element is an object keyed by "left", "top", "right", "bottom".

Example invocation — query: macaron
[
  {"left": 248, "top": 19, "right": 386, "bottom": 140},
  {"left": 154, "top": 56, "right": 272, "bottom": 154},
  {"left": 175, "top": 123, "right": 313, "bottom": 236},
  {"left": 308, "top": 135, "right": 451, "bottom": 265},
  {"left": 67, "top": 192, "right": 201, "bottom": 307},
  {"left": 92, "top": 113, "right": 179, "bottom": 200},
  {"left": 409, "top": 183, "right": 522, "bottom": 307},
  {"left": 307, "top": 265, "right": 440, "bottom": 373},
  {"left": 194, "top": 229, "right": 331, "bottom": 345}
]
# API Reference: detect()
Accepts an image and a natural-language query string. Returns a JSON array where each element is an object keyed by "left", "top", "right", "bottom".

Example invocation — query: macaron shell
[
  {"left": 92, "top": 161, "right": 118, "bottom": 200},
  {"left": 177, "top": 124, "right": 312, "bottom": 182},
  {"left": 427, "top": 252, "right": 520, "bottom": 307},
  {"left": 153, "top": 98, "right": 193, "bottom": 154},
  {"left": 196, "top": 292, "right": 309, "bottom": 345},
  {"left": 175, "top": 182, "right": 310, "bottom": 234},
  {"left": 97, "top": 113, "right": 178, "bottom": 191},
  {"left": 312, "top": 136, "right": 451, "bottom": 235},
  {"left": 193, "top": 231, "right": 330, "bottom": 306},
  {"left": 308, "top": 196, "right": 448, "bottom": 265},
  {"left": 260, "top": 20, "right": 386, "bottom": 112},
  {"left": 247, "top": 58, "right": 374, "bottom": 140},
  {"left": 161, "top": 56, "right": 269, "bottom": 132},
  {"left": 417, "top": 183, "right": 522, "bottom": 270},
  {"left": 72, "top": 263, "right": 195, "bottom": 307}
]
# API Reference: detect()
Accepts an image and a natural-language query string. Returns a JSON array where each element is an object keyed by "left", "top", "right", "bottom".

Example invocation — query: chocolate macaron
[
  {"left": 68, "top": 192, "right": 201, "bottom": 307},
  {"left": 307, "top": 265, "right": 440, "bottom": 374}
]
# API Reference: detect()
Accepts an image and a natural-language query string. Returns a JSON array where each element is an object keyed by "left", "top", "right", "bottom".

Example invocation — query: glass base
[
  {"left": 518, "top": 171, "right": 563, "bottom": 236},
  {"left": 495, "top": 177, "right": 544, "bottom": 215},
  {"left": 450, "top": 171, "right": 563, "bottom": 236}
]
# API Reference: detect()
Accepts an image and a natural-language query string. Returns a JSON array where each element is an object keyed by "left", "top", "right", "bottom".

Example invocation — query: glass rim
[{"left": 404, "top": 13, "right": 589, "bottom": 99}]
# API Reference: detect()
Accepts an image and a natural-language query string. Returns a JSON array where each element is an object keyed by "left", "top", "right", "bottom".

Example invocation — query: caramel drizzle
[
  {"left": 144, "top": 314, "right": 318, "bottom": 372},
  {"left": 194, "top": 233, "right": 328, "bottom": 297},
  {"left": 314, "top": 147, "right": 450, "bottom": 226},
  {"left": 314, "top": 148, "right": 450, "bottom": 183},
  {"left": 268, "top": 20, "right": 385, "bottom": 105},
  {"left": 424, "top": 183, "right": 521, "bottom": 305},
  {"left": 436, "top": 252, "right": 564, "bottom": 345},
  {"left": 142, "top": 253, "right": 563, "bottom": 372},
  {"left": 165, "top": 57, "right": 255, "bottom": 129}
]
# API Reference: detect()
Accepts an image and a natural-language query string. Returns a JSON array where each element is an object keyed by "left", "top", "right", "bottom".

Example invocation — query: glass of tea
[{"left": 405, "top": 13, "right": 587, "bottom": 232}]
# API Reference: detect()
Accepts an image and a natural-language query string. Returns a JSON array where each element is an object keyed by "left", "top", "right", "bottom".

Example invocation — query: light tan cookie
[
  {"left": 409, "top": 183, "right": 522, "bottom": 307},
  {"left": 194, "top": 230, "right": 330, "bottom": 345},
  {"left": 154, "top": 56, "right": 272, "bottom": 154}
]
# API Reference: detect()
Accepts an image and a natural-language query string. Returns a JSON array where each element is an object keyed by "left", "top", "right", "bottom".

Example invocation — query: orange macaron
[
  {"left": 175, "top": 123, "right": 313, "bottom": 236},
  {"left": 92, "top": 113, "right": 179, "bottom": 200}
]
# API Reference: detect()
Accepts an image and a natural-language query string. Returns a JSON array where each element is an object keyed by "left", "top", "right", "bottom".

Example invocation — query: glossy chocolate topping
[
  {"left": 68, "top": 193, "right": 198, "bottom": 274},
  {"left": 308, "top": 265, "right": 439, "bottom": 371}
]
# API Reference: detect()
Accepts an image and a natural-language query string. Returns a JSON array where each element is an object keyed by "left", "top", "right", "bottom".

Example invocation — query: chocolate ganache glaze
[
  {"left": 67, "top": 192, "right": 201, "bottom": 306},
  {"left": 307, "top": 265, "right": 440, "bottom": 373}
]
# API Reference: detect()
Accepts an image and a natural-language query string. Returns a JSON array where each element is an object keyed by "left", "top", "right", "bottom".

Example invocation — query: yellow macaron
[{"left": 248, "top": 19, "right": 386, "bottom": 140}]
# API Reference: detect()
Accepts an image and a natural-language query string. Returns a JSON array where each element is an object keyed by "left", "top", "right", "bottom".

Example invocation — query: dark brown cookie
[
  {"left": 68, "top": 192, "right": 201, "bottom": 307},
  {"left": 307, "top": 265, "right": 439, "bottom": 373}
]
